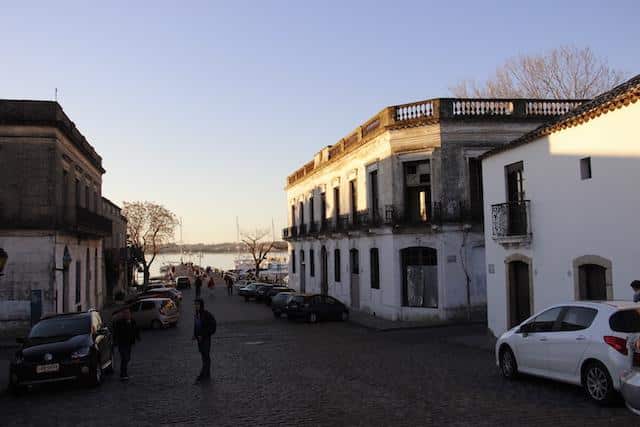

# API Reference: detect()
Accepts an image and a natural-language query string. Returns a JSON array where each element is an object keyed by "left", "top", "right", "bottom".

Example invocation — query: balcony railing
[
  {"left": 298, "top": 224, "right": 307, "bottom": 237},
  {"left": 286, "top": 98, "right": 587, "bottom": 187},
  {"left": 76, "top": 207, "right": 112, "bottom": 237},
  {"left": 384, "top": 202, "right": 483, "bottom": 227},
  {"left": 491, "top": 201, "right": 531, "bottom": 243}
]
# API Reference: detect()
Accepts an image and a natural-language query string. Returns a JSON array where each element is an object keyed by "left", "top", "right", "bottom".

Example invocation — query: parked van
[{"left": 130, "top": 298, "right": 179, "bottom": 329}]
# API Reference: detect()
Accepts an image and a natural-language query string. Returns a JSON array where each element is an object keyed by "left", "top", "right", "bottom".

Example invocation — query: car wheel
[
  {"left": 583, "top": 361, "right": 615, "bottom": 404},
  {"left": 499, "top": 346, "right": 518, "bottom": 379},
  {"left": 151, "top": 319, "right": 162, "bottom": 329},
  {"left": 341, "top": 311, "right": 349, "bottom": 322},
  {"left": 308, "top": 312, "right": 318, "bottom": 323}
]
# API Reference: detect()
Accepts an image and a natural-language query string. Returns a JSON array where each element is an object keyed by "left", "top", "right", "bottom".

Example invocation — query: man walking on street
[
  {"left": 112, "top": 307, "right": 140, "bottom": 381},
  {"left": 195, "top": 274, "right": 203, "bottom": 298},
  {"left": 225, "top": 274, "right": 233, "bottom": 296},
  {"left": 193, "top": 298, "right": 216, "bottom": 382}
]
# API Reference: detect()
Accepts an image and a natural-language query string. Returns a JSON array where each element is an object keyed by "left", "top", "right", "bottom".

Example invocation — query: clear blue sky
[{"left": 1, "top": 1, "right": 638, "bottom": 243}]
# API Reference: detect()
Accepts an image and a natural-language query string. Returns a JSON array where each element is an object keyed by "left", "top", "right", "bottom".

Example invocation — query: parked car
[
  {"left": 9, "top": 310, "right": 113, "bottom": 393},
  {"left": 126, "top": 287, "right": 182, "bottom": 305},
  {"left": 238, "top": 282, "right": 270, "bottom": 301},
  {"left": 284, "top": 294, "right": 349, "bottom": 323},
  {"left": 496, "top": 301, "right": 640, "bottom": 404},
  {"left": 271, "top": 292, "right": 295, "bottom": 318},
  {"left": 621, "top": 334, "right": 640, "bottom": 415},
  {"left": 264, "top": 286, "right": 295, "bottom": 305},
  {"left": 255, "top": 284, "right": 275, "bottom": 302},
  {"left": 175, "top": 276, "right": 191, "bottom": 290},
  {"left": 129, "top": 298, "right": 179, "bottom": 329}
]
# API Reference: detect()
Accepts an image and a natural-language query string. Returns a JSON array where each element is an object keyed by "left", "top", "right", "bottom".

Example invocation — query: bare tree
[
  {"left": 450, "top": 46, "right": 626, "bottom": 99},
  {"left": 241, "top": 229, "right": 276, "bottom": 280},
  {"left": 122, "top": 201, "right": 178, "bottom": 285}
]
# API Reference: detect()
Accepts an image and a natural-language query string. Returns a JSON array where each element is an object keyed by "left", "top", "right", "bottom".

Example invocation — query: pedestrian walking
[
  {"left": 207, "top": 275, "right": 215, "bottom": 297},
  {"left": 112, "top": 307, "right": 140, "bottom": 381},
  {"left": 195, "top": 274, "right": 203, "bottom": 298},
  {"left": 192, "top": 298, "right": 216, "bottom": 382},
  {"left": 631, "top": 280, "right": 640, "bottom": 302},
  {"left": 225, "top": 275, "right": 233, "bottom": 296}
]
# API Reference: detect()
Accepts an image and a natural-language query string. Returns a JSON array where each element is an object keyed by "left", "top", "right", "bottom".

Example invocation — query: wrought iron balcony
[
  {"left": 76, "top": 207, "right": 112, "bottom": 237},
  {"left": 384, "top": 201, "right": 482, "bottom": 228},
  {"left": 298, "top": 224, "right": 307, "bottom": 237},
  {"left": 491, "top": 200, "right": 531, "bottom": 244}
]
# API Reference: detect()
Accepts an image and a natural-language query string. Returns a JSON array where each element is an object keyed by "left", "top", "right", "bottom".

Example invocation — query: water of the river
[{"left": 145, "top": 252, "right": 288, "bottom": 277}]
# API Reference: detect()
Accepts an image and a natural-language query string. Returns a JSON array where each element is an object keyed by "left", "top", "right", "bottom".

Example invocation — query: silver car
[
  {"left": 621, "top": 335, "right": 640, "bottom": 415},
  {"left": 130, "top": 298, "right": 179, "bottom": 329}
]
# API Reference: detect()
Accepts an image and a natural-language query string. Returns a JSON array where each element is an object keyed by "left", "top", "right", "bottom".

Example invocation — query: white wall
[
  {"left": 289, "top": 228, "right": 486, "bottom": 321},
  {"left": 483, "top": 101, "right": 640, "bottom": 336}
]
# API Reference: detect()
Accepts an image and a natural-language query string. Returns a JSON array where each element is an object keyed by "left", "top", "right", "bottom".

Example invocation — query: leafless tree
[
  {"left": 450, "top": 46, "right": 626, "bottom": 99},
  {"left": 241, "top": 229, "right": 276, "bottom": 280},
  {"left": 122, "top": 201, "right": 178, "bottom": 284}
]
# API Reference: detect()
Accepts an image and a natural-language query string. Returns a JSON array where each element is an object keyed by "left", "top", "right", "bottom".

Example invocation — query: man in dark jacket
[
  {"left": 195, "top": 274, "right": 203, "bottom": 298},
  {"left": 112, "top": 307, "right": 140, "bottom": 380},
  {"left": 193, "top": 298, "right": 216, "bottom": 382}
]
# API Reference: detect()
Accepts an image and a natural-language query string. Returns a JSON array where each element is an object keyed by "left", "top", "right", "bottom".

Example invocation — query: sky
[{"left": 1, "top": 1, "right": 638, "bottom": 243}]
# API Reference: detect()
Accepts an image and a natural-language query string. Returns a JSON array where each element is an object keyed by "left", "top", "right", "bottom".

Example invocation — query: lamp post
[{"left": 0, "top": 247, "right": 8, "bottom": 277}]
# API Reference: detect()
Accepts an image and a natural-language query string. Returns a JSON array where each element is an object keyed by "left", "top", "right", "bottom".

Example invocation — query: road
[{"left": 0, "top": 285, "right": 635, "bottom": 426}]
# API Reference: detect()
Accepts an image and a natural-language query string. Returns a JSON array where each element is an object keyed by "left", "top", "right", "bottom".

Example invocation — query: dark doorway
[
  {"left": 578, "top": 264, "right": 607, "bottom": 300},
  {"left": 508, "top": 260, "right": 531, "bottom": 327},
  {"left": 299, "top": 250, "right": 305, "bottom": 293},
  {"left": 349, "top": 180, "right": 357, "bottom": 224},
  {"left": 401, "top": 247, "right": 438, "bottom": 307},
  {"left": 505, "top": 161, "right": 527, "bottom": 235},
  {"left": 370, "top": 170, "right": 379, "bottom": 222},
  {"left": 349, "top": 249, "right": 360, "bottom": 309},
  {"left": 320, "top": 246, "right": 328, "bottom": 295},
  {"left": 333, "top": 187, "right": 340, "bottom": 223},
  {"left": 403, "top": 161, "right": 431, "bottom": 223}
]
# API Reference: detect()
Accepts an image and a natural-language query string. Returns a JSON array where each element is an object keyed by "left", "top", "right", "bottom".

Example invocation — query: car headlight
[{"left": 71, "top": 346, "right": 91, "bottom": 359}]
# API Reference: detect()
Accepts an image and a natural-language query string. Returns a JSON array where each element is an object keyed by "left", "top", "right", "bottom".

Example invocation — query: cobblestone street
[{"left": 0, "top": 286, "right": 635, "bottom": 426}]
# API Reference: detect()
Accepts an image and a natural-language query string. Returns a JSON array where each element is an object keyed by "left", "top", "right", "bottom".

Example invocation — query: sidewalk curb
[{"left": 349, "top": 318, "right": 486, "bottom": 332}]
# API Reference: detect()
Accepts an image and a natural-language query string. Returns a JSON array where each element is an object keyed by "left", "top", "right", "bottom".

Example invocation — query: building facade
[
  {"left": 0, "top": 100, "right": 112, "bottom": 331},
  {"left": 102, "top": 197, "right": 128, "bottom": 300},
  {"left": 482, "top": 75, "right": 640, "bottom": 337},
  {"left": 284, "top": 97, "right": 584, "bottom": 321}
]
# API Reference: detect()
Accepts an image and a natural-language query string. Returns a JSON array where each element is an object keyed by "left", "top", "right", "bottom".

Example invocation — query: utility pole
[{"left": 179, "top": 217, "right": 184, "bottom": 263}]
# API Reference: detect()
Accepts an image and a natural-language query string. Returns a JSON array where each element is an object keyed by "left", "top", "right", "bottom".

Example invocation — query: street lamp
[
  {"left": 0, "top": 247, "right": 7, "bottom": 276},
  {"left": 54, "top": 247, "right": 72, "bottom": 271}
]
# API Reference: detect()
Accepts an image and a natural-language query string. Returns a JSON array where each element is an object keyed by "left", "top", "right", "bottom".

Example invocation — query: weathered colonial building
[
  {"left": 0, "top": 100, "right": 112, "bottom": 331},
  {"left": 284, "top": 97, "right": 584, "bottom": 322},
  {"left": 102, "top": 197, "right": 128, "bottom": 300},
  {"left": 482, "top": 75, "right": 640, "bottom": 337}
]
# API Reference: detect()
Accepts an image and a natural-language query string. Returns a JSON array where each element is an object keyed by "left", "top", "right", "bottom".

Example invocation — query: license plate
[{"left": 36, "top": 363, "right": 59, "bottom": 374}]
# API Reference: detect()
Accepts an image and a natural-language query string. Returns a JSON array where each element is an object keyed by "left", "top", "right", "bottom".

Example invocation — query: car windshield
[
  {"left": 291, "top": 296, "right": 305, "bottom": 304},
  {"left": 610, "top": 309, "right": 640, "bottom": 332},
  {"left": 29, "top": 316, "right": 91, "bottom": 338}
]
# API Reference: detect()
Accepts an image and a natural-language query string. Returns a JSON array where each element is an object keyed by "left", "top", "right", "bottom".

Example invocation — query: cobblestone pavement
[{"left": 0, "top": 285, "right": 635, "bottom": 426}]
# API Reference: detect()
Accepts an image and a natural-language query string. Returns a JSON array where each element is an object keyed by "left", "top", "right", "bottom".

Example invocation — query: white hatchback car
[{"left": 496, "top": 301, "right": 640, "bottom": 404}]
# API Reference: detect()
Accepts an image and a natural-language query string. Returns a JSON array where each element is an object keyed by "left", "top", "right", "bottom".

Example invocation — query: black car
[
  {"left": 271, "top": 292, "right": 295, "bottom": 317},
  {"left": 254, "top": 284, "right": 275, "bottom": 302},
  {"left": 9, "top": 310, "right": 113, "bottom": 393},
  {"left": 284, "top": 294, "right": 349, "bottom": 323},
  {"left": 238, "top": 283, "right": 270, "bottom": 301},
  {"left": 264, "top": 287, "right": 295, "bottom": 305}
]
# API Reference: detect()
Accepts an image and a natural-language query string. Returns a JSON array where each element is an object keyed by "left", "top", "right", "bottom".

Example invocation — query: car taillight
[{"left": 604, "top": 336, "right": 628, "bottom": 355}]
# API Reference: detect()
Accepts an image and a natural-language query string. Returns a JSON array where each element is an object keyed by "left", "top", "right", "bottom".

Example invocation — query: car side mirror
[{"left": 16, "top": 337, "right": 24, "bottom": 344}]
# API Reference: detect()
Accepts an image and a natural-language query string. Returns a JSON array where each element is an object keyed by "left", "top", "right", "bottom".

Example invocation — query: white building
[
  {"left": 284, "top": 97, "right": 583, "bottom": 321},
  {"left": 482, "top": 74, "right": 640, "bottom": 337},
  {"left": 0, "top": 100, "right": 112, "bottom": 331}
]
